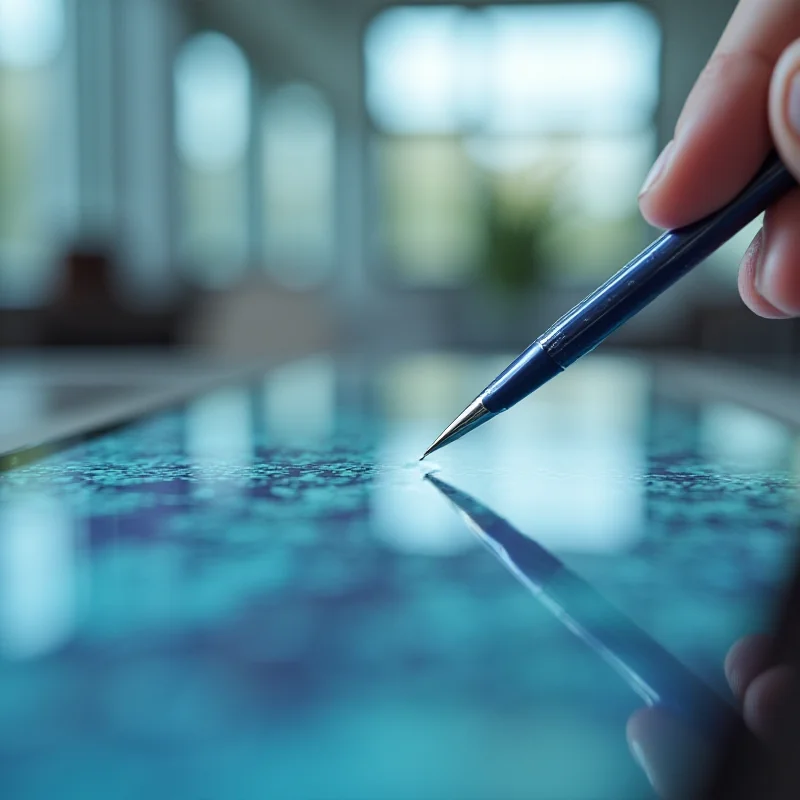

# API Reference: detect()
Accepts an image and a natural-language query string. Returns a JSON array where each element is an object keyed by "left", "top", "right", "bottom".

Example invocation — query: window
[
  {"left": 375, "top": 137, "right": 485, "bottom": 284},
  {"left": 0, "top": 0, "right": 68, "bottom": 304},
  {"left": 261, "top": 83, "right": 335, "bottom": 288},
  {"left": 175, "top": 32, "right": 251, "bottom": 287},
  {"left": 365, "top": 4, "right": 661, "bottom": 287}
]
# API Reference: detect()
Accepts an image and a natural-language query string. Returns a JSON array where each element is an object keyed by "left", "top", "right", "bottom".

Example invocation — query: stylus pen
[
  {"left": 426, "top": 473, "right": 748, "bottom": 739},
  {"left": 422, "top": 152, "right": 796, "bottom": 459}
]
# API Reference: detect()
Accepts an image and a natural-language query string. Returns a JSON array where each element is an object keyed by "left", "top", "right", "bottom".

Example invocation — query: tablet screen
[{"left": 0, "top": 354, "right": 797, "bottom": 799}]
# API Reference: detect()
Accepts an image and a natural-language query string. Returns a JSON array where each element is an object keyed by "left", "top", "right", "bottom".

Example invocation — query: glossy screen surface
[{"left": 0, "top": 354, "right": 798, "bottom": 799}]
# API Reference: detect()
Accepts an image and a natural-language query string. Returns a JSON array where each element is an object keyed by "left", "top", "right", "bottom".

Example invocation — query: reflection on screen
[
  {"left": 0, "top": 491, "right": 77, "bottom": 660},
  {"left": 0, "top": 354, "right": 798, "bottom": 800},
  {"left": 700, "top": 403, "right": 792, "bottom": 473},
  {"left": 262, "top": 356, "right": 336, "bottom": 444},
  {"left": 380, "top": 354, "right": 649, "bottom": 552}
]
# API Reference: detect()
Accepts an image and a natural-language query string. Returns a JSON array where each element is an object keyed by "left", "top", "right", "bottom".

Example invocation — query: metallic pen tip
[{"left": 420, "top": 397, "right": 495, "bottom": 460}]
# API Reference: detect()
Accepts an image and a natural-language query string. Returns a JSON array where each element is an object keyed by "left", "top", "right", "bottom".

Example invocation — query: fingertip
[
  {"left": 742, "top": 665, "right": 797, "bottom": 743},
  {"left": 627, "top": 706, "right": 712, "bottom": 799},
  {"left": 637, "top": 145, "right": 700, "bottom": 230},
  {"left": 769, "top": 38, "right": 800, "bottom": 184},
  {"left": 638, "top": 192, "right": 677, "bottom": 231},
  {"left": 725, "top": 634, "right": 774, "bottom": 700},
  {"left": 738, "top": 230, "right": 794, "bottom": 319},
  {"left": 750, "top": 189, "right": 800, "bottom": 316},
  {"left": 738, "top": 274, "right": 789, "bottom": 319},
  {"left": 626, "top": 706, "right": 655, "bottom": 747},
  {"left": 639, "top": 52, "right": 772, "bottom": 230},
  {"left": 626, "top": 707, "right": 670, "bottom": 796},
  {"left": 637, "top": 140, "right": 677, "bottom": 227}
]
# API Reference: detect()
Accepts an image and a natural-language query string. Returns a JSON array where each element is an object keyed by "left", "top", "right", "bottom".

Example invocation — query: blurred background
[
  {"left": 4, "top": 6, "right": 800, "bottom": 794},
  {"left": 1, "top": 0, "right": 798, "bottom": 372}
]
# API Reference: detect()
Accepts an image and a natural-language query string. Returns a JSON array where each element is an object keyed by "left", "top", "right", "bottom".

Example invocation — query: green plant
[{"left": 481, "top": 176, "right": 558, "bottom": 295}]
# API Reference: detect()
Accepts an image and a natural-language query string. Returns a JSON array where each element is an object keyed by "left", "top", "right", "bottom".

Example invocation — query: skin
[
  {"left": 628, "top": 3, "right": 800, "bottom": 793},
  {"left": 627, "top": 636, "right": 798, "bottom": 797},
  {"left": 637, "top": 0, "right": 800, "bottom": 318}
]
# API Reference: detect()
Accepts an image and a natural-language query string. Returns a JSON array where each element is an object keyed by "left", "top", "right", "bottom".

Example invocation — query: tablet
[{"left": 0, "top": 353, "right": 797, "bottom": 799}]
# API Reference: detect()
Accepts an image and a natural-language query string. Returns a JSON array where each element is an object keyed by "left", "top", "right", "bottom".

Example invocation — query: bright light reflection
[
  {"left": 366, "top": 7, "right": 465, "bottom": 134},
  {"left": 700, "top": 403, "right": 791, "bottom": 473},
  {"left": 263, "top": 357, "right": 336, "bottom": 444},
  {"left": 374, "top": 427, "right": 477, "bottom": 556},
  {"left": 0, "top": 492, "right": 76, "bottom": 660},
  {"left": 0, "top": 0, "right": 64, "bottom": 68},
  {"left": 379, "top": 356, "right": 648, "bottom": 554},
  {"left": 365, "top": 4, "right": 660, "bottom": 134},
  {"left": 486, "top": 5, "right": 659, "bottom": 133},
  {"left": 486, "top": 359, "right": 647, "bottom": 552},
  {"left": 175, "top": 33, "right": 251, "bottom": 171},
  {"left": 186, "top": 387, "right": 253, "bottom": 467}
]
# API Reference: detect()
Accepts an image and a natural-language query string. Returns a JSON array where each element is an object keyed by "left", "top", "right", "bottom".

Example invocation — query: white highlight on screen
[
  {"left": 471, "top": 359, "right": 648, "bottom": 552},
  {"left": 700, "top": 403, "right": 791, "bottom": 472},
  {"left": 378, "top": 355, "right": 648, "bottom": 555},
  {"left": 372, "top": 422, "right": 480, "bottom": 556},
  {"left": 0, "top": 492, "right": 76, "bottom": 660},
  {"left": 186, "top": 387, "right": 254, "bottom": 466},
  {"left": 263, "top": 356, "right": 336, "bottom": 444}
]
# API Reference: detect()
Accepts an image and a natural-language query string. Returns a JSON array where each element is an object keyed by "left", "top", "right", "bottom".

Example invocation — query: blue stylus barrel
[
  {"left": 540, "top": 152, "right": 795, "bottom": 365},
  {"left": 484, "top": 153, "right": 796, "bottom": 413}
]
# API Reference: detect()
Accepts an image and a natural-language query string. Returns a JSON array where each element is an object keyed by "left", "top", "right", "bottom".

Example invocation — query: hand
[
  {"left": 637, "top": 0, "right": 800, "bottom": 319},
  {"left": 627, "top": 635, "right": 798, "bottom": 798}
]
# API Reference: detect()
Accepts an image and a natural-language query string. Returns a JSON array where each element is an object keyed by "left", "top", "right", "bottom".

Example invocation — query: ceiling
[
  {"left": 189, "top": 0, "right": 585, "bottom": 117},
  {"left": 186, "top": 0, "right": 741, "bottom": 128}
]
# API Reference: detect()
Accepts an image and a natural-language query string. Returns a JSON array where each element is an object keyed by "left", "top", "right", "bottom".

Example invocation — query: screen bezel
[{"left": 0, "top": 355, "right": 294, "bottom": 473}]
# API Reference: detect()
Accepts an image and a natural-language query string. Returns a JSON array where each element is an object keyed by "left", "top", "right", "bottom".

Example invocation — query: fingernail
[
  {"left": 788, "top": 72, "right": 800, "bottom": 137},
  {"left": 756, "top": 249, "right": 789, "bottom": 313},
  {"left": 629, "top": 740, "right": 656, "bottom": 787},
  {"left": 639, "top": 140, "right": 675, "bottom": 198},
  {"left": 749, "top": 229, "right": 767, "bottom": 292},
  {"left": 751, "top": 228, "right": 769, "bottom": 296}
]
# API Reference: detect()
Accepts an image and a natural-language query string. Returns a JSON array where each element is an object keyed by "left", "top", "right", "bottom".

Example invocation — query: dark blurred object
[
  {"left": 687, "top": 301, "right": 800, "bottom": 361},
  {"left": 700, "top": 536, "right": 800, "bottom": 799},
  {"left": 186, "top": 273, "right": 338, "bottom": 360},
  {"left": 38, "top": 245, "right": 187, "bottom": 348},
  {"left": 60, "top": 247, "right": 113, "bottom": 301}
]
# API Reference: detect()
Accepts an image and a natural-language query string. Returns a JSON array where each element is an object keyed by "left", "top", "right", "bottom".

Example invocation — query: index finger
[
  {"left": 639, "top": 0, "right": 800, "bottom": 229},
  {"left": 710, "top": 0, "right": 800, "bottom": 63}
]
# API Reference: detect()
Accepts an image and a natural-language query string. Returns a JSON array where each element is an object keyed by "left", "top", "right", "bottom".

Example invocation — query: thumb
[
  {"left": 769, "top": 37, "right": 800, "bottom": 180},
  {"left": 742, "top": 38, "right": 800, "bottom": 318}
]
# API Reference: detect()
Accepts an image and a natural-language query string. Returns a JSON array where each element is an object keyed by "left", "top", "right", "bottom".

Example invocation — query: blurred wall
[{"left": 1, "top": 0, "right": 794, "bottom": 365}]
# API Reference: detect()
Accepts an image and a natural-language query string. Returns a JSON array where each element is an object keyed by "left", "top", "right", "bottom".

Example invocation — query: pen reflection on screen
[{"left": 425, "top": 473, "right": 744, "bottom": 741}]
